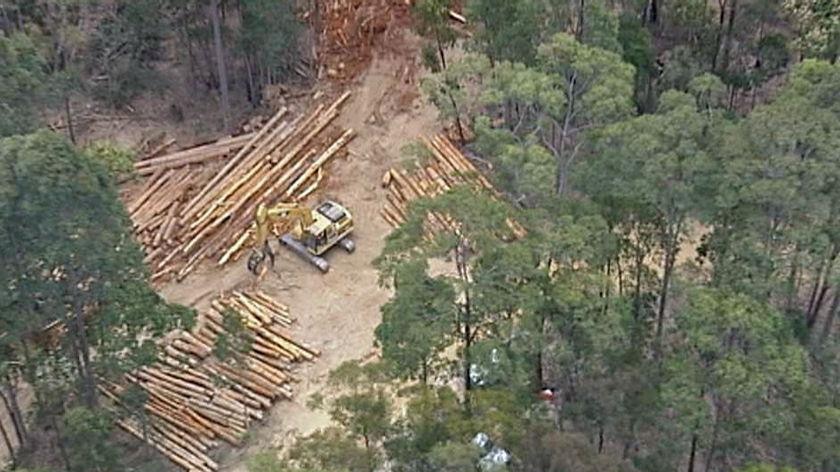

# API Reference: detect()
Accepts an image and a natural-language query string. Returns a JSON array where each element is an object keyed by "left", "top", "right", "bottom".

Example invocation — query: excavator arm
[{"left": 247, "top": 202, "right": 314, "bottom": 275}]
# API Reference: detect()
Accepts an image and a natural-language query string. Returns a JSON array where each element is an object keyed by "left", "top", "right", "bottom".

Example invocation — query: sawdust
[{"left": 157, "top": 30, "right": 440, "bottom": 471}]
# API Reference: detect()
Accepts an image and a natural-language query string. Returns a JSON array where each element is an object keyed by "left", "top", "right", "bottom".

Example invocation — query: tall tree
[
  {"left": 413, "top": 0, "right": 457, "bottom": 70},
  {"left": 375, "top": 258, "right": 455, "bottom": 383},
  {"left": 467, "top": 0, "right": 541, "bottom": 64},
  {"left": 209, "top": 0, "right": 230, "bottom": 129},
  {"left": 488, "top": 33, "right": 635, "bottom": 194},
  {"left": 0, "top": 33, "right": 47, "bottom": 137},
  {"left": 377, "top": 187, "right": 515, "bottom": 397},
  {"left": 661, "top": 288, "right": 814, "bottom": 471},
  {"left": 0, "top": 131, "right": 192, "bottom": 422},
  {"left": 237, "top": 0, "right": 301, "bottom": 103},
  {"left": 578, "top": 89, "right": 720, "bottom": 346},
  {"left": 701, "top": 60, "right": 840, "bottom": 331}
]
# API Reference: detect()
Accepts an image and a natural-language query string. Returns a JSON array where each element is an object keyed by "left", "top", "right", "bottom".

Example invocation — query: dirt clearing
[{"left": 157, "top": 31, "right": 439, "bottom": 471}]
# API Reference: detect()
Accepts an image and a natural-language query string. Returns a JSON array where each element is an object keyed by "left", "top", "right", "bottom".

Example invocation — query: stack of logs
[
  {"left": 102, "top": 290, "right": 318, "bottom": 472},
  {"left": 381, "top": 134, "right": 525, "bottom": 237},
  {"left": 126, "top": 92, "right": 354, "bottom": 283}
]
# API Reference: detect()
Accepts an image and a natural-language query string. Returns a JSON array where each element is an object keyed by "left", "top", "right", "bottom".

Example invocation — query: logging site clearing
[{"left": 124, "top": 32, "right": 441, "bottom": 471}]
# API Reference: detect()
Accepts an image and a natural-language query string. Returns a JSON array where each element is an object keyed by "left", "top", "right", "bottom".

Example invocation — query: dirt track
[{"left": 158, "top": 32, "right": 440, "bottom": 471}]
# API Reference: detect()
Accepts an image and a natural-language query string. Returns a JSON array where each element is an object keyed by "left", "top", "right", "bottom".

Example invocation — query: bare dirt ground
[{"left": 158, "top": 31, "right": 440, "bottom": 471}]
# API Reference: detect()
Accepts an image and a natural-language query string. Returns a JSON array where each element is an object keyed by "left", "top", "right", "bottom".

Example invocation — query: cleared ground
[{"left": 158, "top": 32, "right": 440, "bottom": 471}]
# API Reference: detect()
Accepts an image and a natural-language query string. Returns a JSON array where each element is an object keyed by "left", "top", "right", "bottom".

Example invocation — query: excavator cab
[{"left": 302, "top": 201, "right": 354, "bottom": 255}]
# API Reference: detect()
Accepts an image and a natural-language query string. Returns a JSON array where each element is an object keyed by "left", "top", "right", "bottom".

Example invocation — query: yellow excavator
[{"left": 247, "top": 200, "right": 355, "bottom": 275}]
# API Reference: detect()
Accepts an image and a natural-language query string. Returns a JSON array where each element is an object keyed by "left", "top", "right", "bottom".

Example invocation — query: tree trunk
[
  {"left": 819, "top": 291, "right": 840, "bottom": 343},
  {"left": 576, "top": 0, "right": 586, "bottom": 39},
  {"left": 445, "top": 89, "right": 466, "bottom": 144},
  {"left": 656, "top": 222, "right": 682, "bottom": 349},
  {"left": 51, "top": 415, "right": 71, "bottom": 472},
  {"left": 245, "top": 55, "right": 258, "bottom": 106},
  {"left": 785, "top": 251, "right": 800, "bottom": 314},
  {"left": 711, "top": 0, "right": 728, "bottom": 70},
  {"left": 556, "top": 73, "right": 578, "bottom": 195},
  {"left": 598, "top": 426, "right": 605, "bottom": 453},
  {"left": 704, "top": 412, "right": 720, "bottom": 472},
  {"left": 64, "top": 95, "right": 76, "bottom": 145},
  {"left": 633, "top": 241, "right": 644, "bottom": 321},
  {"left": 455, "top": 240, "right": 473, "bottom": 410},
  {"left": 436, "top": 32, "right": 447, "bottom": 70},
  {"left": 719, "top": 0, "right": 738, "bottom": 73},
  {"left": 642, "top": 0, "right": 658, "bottom": 24},
  {"left": 1, "top": 378, "right": 26, "bottom": 447},
  {"left": 0, "top": 405, "right": 15, "bottom": 468},
  {"left": 687, "top": 432, "right": 698, "bottom": 472},
  {"left": 209, "top": 0, "right": 230, "bottom": 130},
  {"left": 808, "top": 247, "right": 838, "bottom": 328},
  {"left": 0, "top": 5, "right": 10, "bottom": 36},
  {"left": 69, "top": 293, "right": 97, "bottom": 408}
]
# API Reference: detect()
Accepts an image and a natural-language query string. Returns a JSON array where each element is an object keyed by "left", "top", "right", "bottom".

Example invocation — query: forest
[{"left": 1, "top": 0, "right": 840, "bottom": 471}]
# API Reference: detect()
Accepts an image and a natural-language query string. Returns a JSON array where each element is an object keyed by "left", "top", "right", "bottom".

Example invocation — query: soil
[{"left": 157, "top": 30, "right": 440, "bottom": 471}]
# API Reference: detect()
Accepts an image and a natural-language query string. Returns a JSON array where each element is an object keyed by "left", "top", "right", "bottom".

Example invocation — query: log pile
[
  {"left": 313, "top": 0, "right": 411, "bottom": 80},
  {"left": 126, "top": 93, "right": 355, "bottom": 283},
  {"left": 381, "top": 134, "right": 525, "bottom": 237},
  {"left": 311, "top": 1, "right": 465, "bottom": 81},
  {"left": 103, "top": 290, "right": 318, "bottom": 472}
]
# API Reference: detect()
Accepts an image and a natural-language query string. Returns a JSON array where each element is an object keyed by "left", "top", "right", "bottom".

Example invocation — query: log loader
[{"left": 247, "top": 200, "right": 355, "bottom": 276}]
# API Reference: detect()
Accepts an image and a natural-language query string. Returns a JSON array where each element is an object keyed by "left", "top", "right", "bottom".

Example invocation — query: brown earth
[{"left": 156, "top": 31, "right": 439, "bottom": 471}]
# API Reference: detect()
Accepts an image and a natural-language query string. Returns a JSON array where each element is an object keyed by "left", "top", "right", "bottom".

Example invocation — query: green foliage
[
  {"left": 0, "top": 131, "right": 193, "bottom": 414},
  {"left": 421, "top": 53, "right": 491, "bottom": 135},
  {"left": 238, "top": 0, "right": 301, "bottom": 82},
  {"left": 0, "top": 33, "right": 47, "bottom": 137},
  {"left": 658, "top": 46, "right": 704, "bottom": 92},
  {"left": 426, "top": 441, "right": 483, "bottom": 471},
  {"left": 466, "top": 0, "right": 541, "bottom": 63},
  {"left": 83, "top": 141, "right": 135, "bottom": 180},
  {"left": 88, "top": 0, "right": 168, "bottom": 106},
  {"left": 688, "top": 72, "right": 727, "bottom": 111},
  {"left": 387, "top": 386, "right": 467, "bottom": 464},
  {"left": 62, "top": 407, "right": 118, "bottom": 472},
  {"left": 701, "top": 60, "right": 840, "bottom": 311},
  {"left": 426, "top": 32, "right": 635, "bottom": 196},
  {"left": 664, "top": 0, "right": 715, "bottom": 45},
  {"left": 472, "top": 120, "right": 555, "bottom": 205},
  {"left": 325, "top": 362, "right": 393, "bottom": 449},
  {"left": 376, "top": 258, "right": 455, "bottom": 381},
  {"left": 288, "top": 428, "right": 371, "bottom": 472},
  {"left": 784, "top": 0, "right": 840, "bottom": 59},
  {"left": 517, "top": 427, "right": 638, "bottom": 472},
  {"left": 213, "top": 308, "right": 253, "bottom": 362},
  {"left": 247, "top": 452, "right": 287, "bottom": 472},
  {"left": 661, "top": 288, "right": 813, "bottom": 469},
  {"left": 577, "top": 0, "right": 622, "bottom": 53},
  {"left": 618, "top": 13, "right": 655, "bottom": 110},
  {"left": 413, "top": 0, "right": 457, "bottom": 68},
  {"left": 734, "top": 466, "right": 799, "bottom": 472}
]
